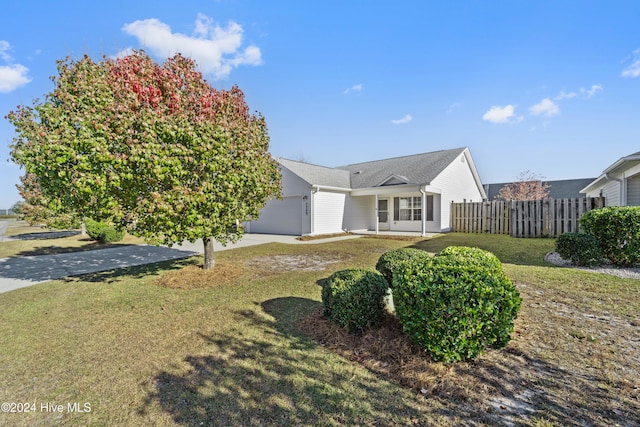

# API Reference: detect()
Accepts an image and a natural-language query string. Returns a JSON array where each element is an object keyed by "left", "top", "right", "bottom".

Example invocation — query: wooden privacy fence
[{"left": 451, "top": 197, "right": 605, "bottom": 238}]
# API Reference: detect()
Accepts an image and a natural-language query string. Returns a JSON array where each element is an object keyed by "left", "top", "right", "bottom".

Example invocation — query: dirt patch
[
  {"left": 296, "top": 232, "right": 353, "bottom": 241},
  {"left": 155, "top": 262, "right": 244, "bottom": 289},
  {"left": 250, "top": 253, "right": 349, "bottom": 273}
]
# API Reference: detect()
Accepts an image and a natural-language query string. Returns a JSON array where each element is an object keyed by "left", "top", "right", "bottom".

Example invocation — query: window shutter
[
  {"left": 427, "top": 195, "right": 434, "bottom": 221},
  {"left": 394, "top": 197, "right": 399, "bottom": 221}
]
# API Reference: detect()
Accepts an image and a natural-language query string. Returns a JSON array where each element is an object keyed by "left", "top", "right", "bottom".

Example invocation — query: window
[{"left": 394, "top": 196, "right": 422, "bottom": 221}]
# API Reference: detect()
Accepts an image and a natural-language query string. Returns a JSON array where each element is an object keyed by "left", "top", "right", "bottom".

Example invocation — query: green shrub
[
  {"left": 84, "top": 218, "right": 125, "bottom": 243},
  {"left": 580, "top": 207, "right": 640, "bottom": 266},
  {"left": 321, "top": 268, "right": 389, "bottom": 335},
  {"left": 555, "top": 232, "right": 602, "bottom": 266},
  {"left": 393, "top": 246, "right": 521, "bottom": 363},
  {"left": 99, "top": 226, "right": 125, "bottom": 243},
  {"left": 375, "top": 248, "right": 431, "bottom": 287}
]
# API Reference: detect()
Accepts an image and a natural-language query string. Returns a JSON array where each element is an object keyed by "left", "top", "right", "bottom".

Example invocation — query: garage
[{"left": 246, "top": 196, "right": 303, "bottom": 235}]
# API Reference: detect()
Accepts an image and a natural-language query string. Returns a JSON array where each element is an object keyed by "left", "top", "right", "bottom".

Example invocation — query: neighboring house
[
  {"left": 246, "top": 147, "right": 486, "bottom": 236},
  {"left": 581, "top": 151, "right": 640, "bottom": 206},
  {"left": 484, "top": 178, "right": 596, "bottom": 200}
]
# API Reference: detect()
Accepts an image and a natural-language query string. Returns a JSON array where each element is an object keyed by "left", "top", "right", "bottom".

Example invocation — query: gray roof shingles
[{"left": 277, "top": 147, "right": 467, "bottom": 190}]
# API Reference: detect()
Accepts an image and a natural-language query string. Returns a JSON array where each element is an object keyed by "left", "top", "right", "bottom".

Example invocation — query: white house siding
[
  {"left": 313, "top": 191, "right": 346, "bottom": 235},
  {"left": 389, "top": 191, "right": 425, "bottom": 232},
  {"left": 247, "top": 196, "right": 303, "bottom": 235},
  {"left": 344, "top": 195, "right": 374, "bottom": 232},
  {"left": 585, "top": 180, "right": 620, "bottom": 206},
  {"left": 431, "top": 152, "right": 484, "bottom": 230}
]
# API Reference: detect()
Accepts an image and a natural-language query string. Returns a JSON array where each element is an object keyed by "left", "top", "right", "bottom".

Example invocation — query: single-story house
[
  {"left": 581, "top": 151, "right": 640, "bottom": 206},
  {"left": 246, "top": 147, "right": 486, "bottom": 236}
]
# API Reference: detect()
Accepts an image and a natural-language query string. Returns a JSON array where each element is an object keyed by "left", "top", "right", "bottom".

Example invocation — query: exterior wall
[
  {"left": 431, "top": 152, "right": 484, "bottom": 230},
  {"left": 584, "top": 180, "right": 621, "bottom": 206},
  {"left": 343, "top": 195, "right": 374, "bottom": 231},
  {"left": 388, "top": 191, "right": 437, "bottom": 232},
  {"left": 312, "top": 190, "right": 347, "bottom": 235},
  {"left": 247, "top": 166, "right": 311, "bottom": 235}
]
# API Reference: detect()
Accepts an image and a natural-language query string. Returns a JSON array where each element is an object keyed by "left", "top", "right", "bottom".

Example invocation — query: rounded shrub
[
  {"left": 84, "top": 218, "right": 125, "bottom": 243},
  {"left": 321, "top": 268, "right": 389, "bottom": 335},
  {"left": 555, "top": 232, "right": 602, "bottom": 266},
  {"left": 580, "top": 207, "right": 640, "bottom": 266},
  {"left": 393, "top": 246, "right": 521, "bottom": 363},
  {"left": 375, "top": 248, "right": 431, "bottom": 287}
]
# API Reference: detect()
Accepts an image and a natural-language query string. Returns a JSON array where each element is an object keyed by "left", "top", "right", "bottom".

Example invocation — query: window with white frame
[{"left": 394, "top": 196, "right": 422, "bottom": 221}]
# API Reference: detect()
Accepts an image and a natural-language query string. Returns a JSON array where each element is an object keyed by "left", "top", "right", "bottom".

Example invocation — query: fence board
[{"left": 451, "top": 197, "right": 604, "bottom": 238}]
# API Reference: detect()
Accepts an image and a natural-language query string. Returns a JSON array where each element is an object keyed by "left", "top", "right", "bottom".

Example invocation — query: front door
[{"left": 378, "top": 198, "right": 390, "bottom": 230}]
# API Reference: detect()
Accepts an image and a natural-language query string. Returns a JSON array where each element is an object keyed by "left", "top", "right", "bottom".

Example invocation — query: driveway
[{"left": 0, "top": 224, "right": 360, "bottom": 294}]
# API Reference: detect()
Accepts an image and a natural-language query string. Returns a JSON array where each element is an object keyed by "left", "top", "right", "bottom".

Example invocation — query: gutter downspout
[
  {"left": 375, "top": 194, "right": 379, "bottom": 235},
  {"left": 605, "top": 173, "right": 624, "bottom": 206},
  {"left": 420, "top": 186, "right": 427, "bottom": 237}
]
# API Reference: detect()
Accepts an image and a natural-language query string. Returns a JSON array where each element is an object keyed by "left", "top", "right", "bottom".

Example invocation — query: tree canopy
[{"left": 8, "top": 51, "right": 281, "bottom": 269}]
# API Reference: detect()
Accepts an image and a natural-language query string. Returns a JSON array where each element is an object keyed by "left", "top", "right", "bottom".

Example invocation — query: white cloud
[
  {"left": 529, "top": 98, "right": 560, "bottom": 117},
  {"left": 391, "top": 114, "right": 413, "bottom": 124},
  {"left": 555, "top": 90, "right": 577, "bottom": 100},
  {"left": 482, "top": 105, "right": 519, "bottom": 124},
  {"left": 580, "top": 84, "right": 603, "bottom": 98},
  {"left": 0, "top": 64, "right": 31, "bottom": 93},
  {"left": 446, "top": 102, "right": 462, "bottom": 113},
  {"left": 0, "top": 40, "right": 12, "bottom": 61},
  {"left": 343, "top": 83, "right": 363, "bottom": 95},
  {"left": 622, "top": 49, "right": 640, "bottom": 77},
  {"left": 113, "top": 47, "right": 135, "bottom": 59},
  {"left": 122, "top": 14, "right": 262, "bottom": 79}
]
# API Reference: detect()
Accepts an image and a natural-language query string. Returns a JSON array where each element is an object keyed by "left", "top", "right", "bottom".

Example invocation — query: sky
[{"left": 1, "top": 0, "right": 639, "bottom": 208}]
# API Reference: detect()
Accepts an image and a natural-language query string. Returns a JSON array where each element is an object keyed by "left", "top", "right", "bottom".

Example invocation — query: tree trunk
[{"left": 203, "top": 236, "right": 215, "bottom": 270}]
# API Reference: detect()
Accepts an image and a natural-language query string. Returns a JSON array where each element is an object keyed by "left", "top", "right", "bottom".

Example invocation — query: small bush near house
[
  {"left": 555, "top": 232, "right": 603, "bottom": 266},
  {"left": 393, "top": 246, "right": 521, "bottom": 363},
  {"left": 375, "top": 248, "right": 431, "bottom": 287},
  {"left": 580, "top": 206, "right": 640, "bottom": 266},
  {"left": 84, "top": 218, "right": 125, "bottom": 243},
  {"left": 321, "top": 269, "right": 389, "bottom": 335}
]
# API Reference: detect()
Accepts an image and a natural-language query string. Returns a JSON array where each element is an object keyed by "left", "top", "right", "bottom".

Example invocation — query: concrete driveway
[{"left": 0, "top": 222, "right": 360, "bottom": 294}]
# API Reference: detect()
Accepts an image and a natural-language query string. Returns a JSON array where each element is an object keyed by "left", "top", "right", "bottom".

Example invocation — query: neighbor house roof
[
  {"left": 484, "top": 178, "right": 596, "bottom": 200},
  {"left": 581, "top": 151, "right": 640, "bottom": 194},
  {"left": 337, "top": 147, "right": 467, "bottom": 189}
]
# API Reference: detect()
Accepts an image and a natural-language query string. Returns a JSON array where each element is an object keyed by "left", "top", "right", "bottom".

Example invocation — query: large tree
[
  {"left": 8, "top": 51, "right": 281, "bottom": 269},
  {"left": 495, "top": 170, "right": 550, "bottom": 201}
]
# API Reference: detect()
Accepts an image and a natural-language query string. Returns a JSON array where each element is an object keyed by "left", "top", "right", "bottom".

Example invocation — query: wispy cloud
[
  {"left": 622, "top": 48, "right": 640, "bottom": 78},
  {"left": 529, "top": 98, "right": 560, "bottom": 117},
  {"left": 343, "top": 83, "right": 363, "bottom": 95},
  {"left": 580, "top": 84, "right": 603, "bottom": 98},
  {"left": 555, "top": 90, "right": 577, "bottom": 100},
  {"left": 391, "top": 114, "right": 413, "bottom": 125},
  {"left": 0, "top": 40, "right": 31, "bottom": 93},
  {"left": 122, "top": 13, "right": 262, "bottom": 79},
  {"left": 482, "top": 105, "right": 520, "bottom": 124},
  {"left": 446, "top": 102, "right": 462, "bottom": 114}
]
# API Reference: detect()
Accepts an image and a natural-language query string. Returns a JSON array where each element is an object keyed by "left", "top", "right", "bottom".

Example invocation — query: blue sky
[{"left": 1, "top": 1, "right": 639, "bottom": 208}]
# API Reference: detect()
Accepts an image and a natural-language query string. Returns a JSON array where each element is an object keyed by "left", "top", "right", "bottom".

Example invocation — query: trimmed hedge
[
  {"left": 375, "top": 248, "right": 431, "bottom": 287},
  {"left": 580, "top": 207, "right": 640, "bottom": 266},
  {"left": 555, "top": 232, "right": 602, "bottom": 266},
  {"left": 84, "top": 218, "right": 125, "bottom": 243},
  {"left": 393, "top": 246, "right": 521, "bottom": 363},
  {"left": 321, "top": 268, "right": 389, "bottom": 335}
]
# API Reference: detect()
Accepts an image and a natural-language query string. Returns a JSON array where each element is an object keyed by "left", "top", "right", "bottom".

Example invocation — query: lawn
[{"left": 0, "top": 232, "right": 638, "bottom": 426}]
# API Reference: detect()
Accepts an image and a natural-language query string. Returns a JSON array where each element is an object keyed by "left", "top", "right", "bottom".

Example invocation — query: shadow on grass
[
  {"left": 10, "top": 242, "right": 135, "bottom": 257},
  {"left": 140, "top": 297, "right": 428, "bottom": 426},
  {"left": 8, "top": 230, "right": 80, "bottom": 240}
]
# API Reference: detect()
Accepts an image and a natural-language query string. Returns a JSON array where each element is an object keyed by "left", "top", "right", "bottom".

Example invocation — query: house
[
  {"left": 484, "top": 178, "right": 596, "bottom": 200},
  {"left": 246, "top": 147, "right": 486, "bottom": 236},
  {"left": 581, "top": 151, "right": 640, "bottom": 206}
]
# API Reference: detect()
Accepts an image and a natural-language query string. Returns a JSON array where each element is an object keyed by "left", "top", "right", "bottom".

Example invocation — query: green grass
[{"left": 0, "top": 233, "right": 638, "bottom": 426}]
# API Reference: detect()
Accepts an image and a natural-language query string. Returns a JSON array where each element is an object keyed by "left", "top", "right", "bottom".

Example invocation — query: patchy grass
[
  {"left": 296, "top": 232, "right": 353, "bottom": 241},
  {"left": 0, "top": 233, "right": 638, "bottom": 426}
]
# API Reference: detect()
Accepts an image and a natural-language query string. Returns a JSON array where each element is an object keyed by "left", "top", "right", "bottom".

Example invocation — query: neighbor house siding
[
  {"left": 584, "top": 180, "right": 620, "bottom": 206},
  {"left": 627, "top": 176, "right": 640, "bottom": 206},
  {"left": 312, "top": 191, "right": 346, "bottom": 235},
  {"left": 431, "top": 152, "right": 483, "bottom": 230}
]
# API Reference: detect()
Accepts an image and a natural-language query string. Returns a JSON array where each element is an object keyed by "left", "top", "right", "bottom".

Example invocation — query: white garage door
[{"left": 248, "top": 196, "right": 302, "bottom": 235}]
